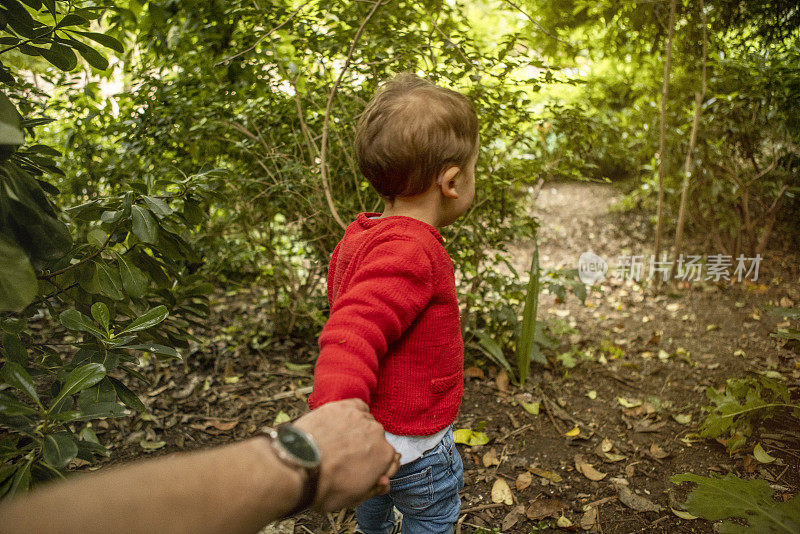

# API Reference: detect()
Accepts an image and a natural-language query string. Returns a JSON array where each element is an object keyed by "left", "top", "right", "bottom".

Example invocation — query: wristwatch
[{"left": 261, "top": 423, "right": 322, "bottom": 517}]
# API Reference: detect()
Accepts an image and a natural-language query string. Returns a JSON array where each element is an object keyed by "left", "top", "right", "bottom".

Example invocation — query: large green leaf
[
  {"left": 0, "top": 392, "right": 36, "bottom": 416},
  {"left": 121, "top": 343, "right": 180, "bottom": 359},
  {"left": 118, "top": 254, "right": 148, "bottom": 298},
  {"left": 96, "top": 262, "right": 124, "bottom": 301},
  {"left": 64, "top": 38, "right": 109, "bottom": 70},
  {"left": 59, "top": 309, "right": 106, "bottom": 339},
  {"left": 41, "top": 42, "right": 78, "bottom": 71},
  {"left": 42, "top": 433, "right": 78, "bottom": 469},
  {"left": 107, "top": 376, "right": 145, "bottom": 412},
  {"left": 78, "top": 378, "right": 115, "bottom": 411},
  {"left": 7, "top": 460, "right": 31, "bottom": 496},
  {"left": 3, "top": 163, "right": 73, "bottom": 261},
  {"left": 0, "top": 235, "right": 36, "bottom": 312},
  {"left": 1, "top": 333, "right": 28, "bottom": 365},
  {"left": 48, "top": 363, "right": 106, "bottom": 412},
  {"left": 0, "top": 92, "right": 25, "bottom": 147},
  {"left": 0, "top": 362, "right": 39, "bottom": 405},
  {"left": 119, "top": 305, "right": 169, "bottom": 334},
  {"left": 71, "top": 30, "right": 124, "bottom": 53},
  {"left": 55, "top": 14, "right": 89, "bottom": 29},
  {"left": 671, "top": 473, "right": 800, "bottom": 533},
  {"left": 142, "top": 196, "right": 173, "bottom": 218},
  {"left": 472, "top": 331, "right": 513, "bottom": 377},
  {"left": 90, "top": 302, "right": 110, "bottom": 331},
  {"left": 516, "top": 239, "right": 540, "bottom": 385},
  {"left": 78, "top": 401, "right": 126, "bottom": 419},
  {"left": 131, "top": 205, "right": 158, "bottom": 243}
]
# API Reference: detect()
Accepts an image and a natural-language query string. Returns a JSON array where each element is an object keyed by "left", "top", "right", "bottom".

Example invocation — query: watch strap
[{"left": 286, "top": 464, "right": 320, "bottom": 517}]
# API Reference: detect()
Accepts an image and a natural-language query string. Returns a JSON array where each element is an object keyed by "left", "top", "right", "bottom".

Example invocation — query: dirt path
[{"left": 449, "top": 181, "right": 800, "bottom": 533}]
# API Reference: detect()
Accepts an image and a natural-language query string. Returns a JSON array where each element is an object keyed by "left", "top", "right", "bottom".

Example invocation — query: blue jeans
[{"left": 356, "top": 427, "right": 464, "bottom": 534}]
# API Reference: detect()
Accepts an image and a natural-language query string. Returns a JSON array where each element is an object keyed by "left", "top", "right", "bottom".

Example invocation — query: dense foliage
[{"left": 0, "top": 0, "right": 220, "bottom": 494}]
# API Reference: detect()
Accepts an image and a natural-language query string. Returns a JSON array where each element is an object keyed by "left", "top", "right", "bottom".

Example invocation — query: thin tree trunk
[
  {"left": 653, "top": 0, "right": 677, "bottom": 279},
  {"left": 671, "top": 0, "right": 706, "bottom": 280},
  {"left": 755, "top": 184, "right": 790, "bottom": 255}
]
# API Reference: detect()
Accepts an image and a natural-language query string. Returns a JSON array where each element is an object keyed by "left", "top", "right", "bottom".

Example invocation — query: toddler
[{"left": 309, "top": 73, "right": 478, "bottom": 534}]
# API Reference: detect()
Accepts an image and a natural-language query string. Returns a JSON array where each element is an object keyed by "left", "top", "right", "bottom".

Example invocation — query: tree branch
[
  {"left": 500, "top": 0, "right": 575, "bottom": 48},
  {"left": 319, "top": 0, "right": 385, "bottom": 230},
  {"left": 37, "top": 220, "right": 122, "bottom": 280},
  {"left": 214, "top": 0, "right": 313, "bottom": 66}
]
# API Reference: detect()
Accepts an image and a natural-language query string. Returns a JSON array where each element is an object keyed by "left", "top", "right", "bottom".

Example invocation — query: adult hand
[{"left": 293, "top": 398, "right": 399, "bottom": 512}]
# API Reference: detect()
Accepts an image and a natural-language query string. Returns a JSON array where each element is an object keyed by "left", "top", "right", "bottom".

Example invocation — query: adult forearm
[{"left": 0, "top": 437, "right": 300, "bottom": 534}]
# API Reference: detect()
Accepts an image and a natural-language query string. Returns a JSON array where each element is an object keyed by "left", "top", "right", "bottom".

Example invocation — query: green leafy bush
[
  {"left": 0, "top": 0, "right": 219, "bottom": 495},
  {"left": 699, "top": 374, "right": 800, "bottom": 452},
  {"left": 671, "top": 473, "right": 800, "bottom": 533},
  {"left": 768, "top": 306, "right": 800, "bottom": 352}
]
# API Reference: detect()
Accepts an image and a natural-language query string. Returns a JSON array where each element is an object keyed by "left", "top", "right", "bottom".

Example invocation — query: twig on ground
[
  {"left": 325, "top": 513, "right": 338, "bottom": 533},
  {"left": 260, "top": 386, "right": 313, "bottom": 402},
  {"left": 498, "top": 423, "right": 532, "bottom": 443},
  {"left": 460, "top": 503, "right": 505, "bottom": 514},
  {"left": 541, "top": 397, "right": 564, "bottom": 434}
]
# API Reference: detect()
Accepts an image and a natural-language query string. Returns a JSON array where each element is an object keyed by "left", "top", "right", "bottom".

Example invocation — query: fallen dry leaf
[
  {"left": 580, "top": 507, "right": 598, "bottom": 531},
  {"left": 671, "top": 507, "right": 698, "bottom": 520},
  {"left": 623, "top": 415, "right": 667, "bottom": 433},
  {"left": 496, "top": 369, "right": 510, "bottom": 392},
  {"left": 615, "top": 484, "right": 663, "bottom": 512},
  {"left": 464, "top": 366, "right": 485, "bottom": 379},
  {"left": 189, "top": 420, "right": 239, "bottom": 433},
  {"left": 575, "top": 455, "right": 607, "bottom": 481},
  {"left": 482, "top": 448, "right": 500, "bottom": 468},
  {"left": 556, "top": 514, "right": 574, "bottom": 528},
  {"left": 526, "top": 498, "right": 565, "bottom": 520},
  {"left": 516, "top": 471, "right": 533, "bottom": 491},
  {"left": 139, "top": 439, "right": 165, "bottom": 451},
  {"left": 753, "top": 443, "right": 776, "bottom": 464},
  {"left": 171, "top": 376, "right": 201, "bottom": 399},
  {"left": 491, "top": 478, "right": 514, "bottom": 505},
  {"left": 649, "top": 443, "right": 670, "bottom": 459},
  {"left": 502, "top": 505, "right": 525, "bottom": 531},
  {"left": 530, "top": 466, "right": 563, "bottom": 483}
]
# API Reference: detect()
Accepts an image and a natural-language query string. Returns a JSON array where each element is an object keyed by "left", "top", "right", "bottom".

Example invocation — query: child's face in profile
[
  {"left": 438, "top": 148, "right": 478, "bottom": 227},
  {"left": 454, "top": 150, "right": 478, "bottom": 219}
]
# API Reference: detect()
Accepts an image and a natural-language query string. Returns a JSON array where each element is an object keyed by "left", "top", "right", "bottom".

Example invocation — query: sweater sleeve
[{"left": 309, "top": 235, "right": 434, "bottom": 408}]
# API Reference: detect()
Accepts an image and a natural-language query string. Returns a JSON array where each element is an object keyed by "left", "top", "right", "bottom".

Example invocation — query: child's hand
[{"left": 373, "top": 452, "right": 401, "bottom": 496}]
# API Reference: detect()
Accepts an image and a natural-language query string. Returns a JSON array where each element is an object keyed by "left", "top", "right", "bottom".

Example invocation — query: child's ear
[{"left": 437, "top": 166, "right": 461, "bottom": 199}]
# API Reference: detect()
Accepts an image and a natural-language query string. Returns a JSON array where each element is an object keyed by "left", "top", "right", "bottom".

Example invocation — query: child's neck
[{"left": 380, "top": 191, "right": 443, "bottom": 227}]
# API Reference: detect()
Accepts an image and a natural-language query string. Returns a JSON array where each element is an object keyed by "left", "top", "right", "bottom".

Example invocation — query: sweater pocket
[{"left": 431, "top": 370, "right": 461, "bottom": 394}]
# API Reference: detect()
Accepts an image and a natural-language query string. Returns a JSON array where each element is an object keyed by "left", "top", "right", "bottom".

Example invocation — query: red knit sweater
[{"left": 308, "top": 213, "right": 464, "bottom": 435}]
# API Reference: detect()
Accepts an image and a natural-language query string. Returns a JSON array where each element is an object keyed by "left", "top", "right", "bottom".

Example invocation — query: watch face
[{"left": 277, "top": 425, "right": 321, "bottom": 465}]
